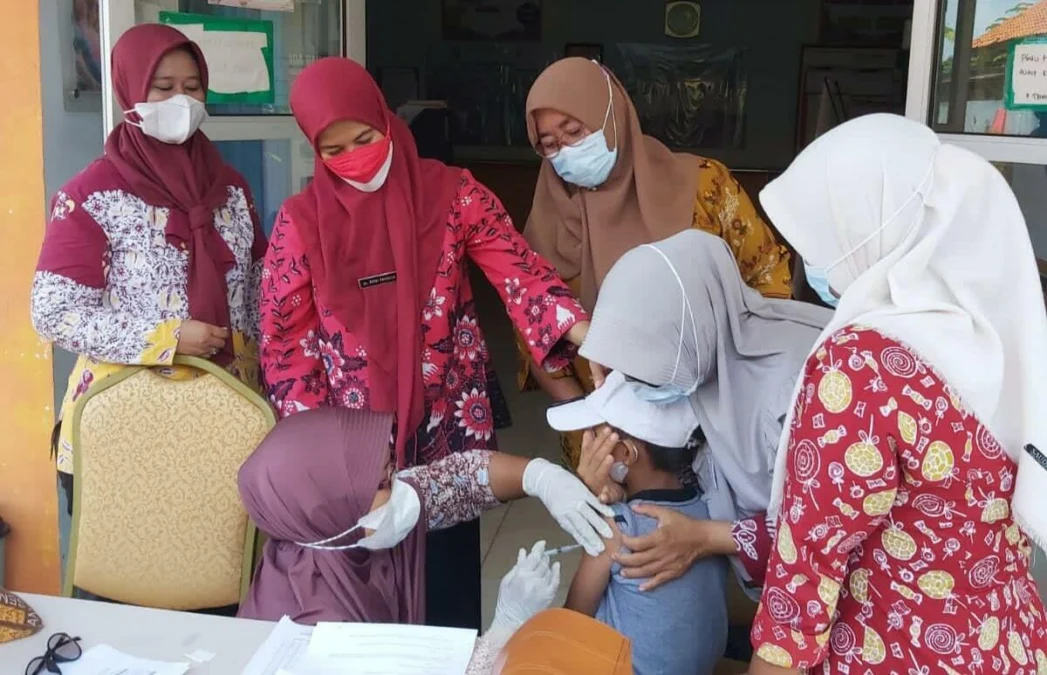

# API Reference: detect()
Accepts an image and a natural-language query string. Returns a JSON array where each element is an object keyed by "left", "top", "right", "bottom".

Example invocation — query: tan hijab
[
  {"left": 497, "top": 609, "right": 632, "bottom": 675},
  {"left": 525, "top": 57, "right": 700, "bottom": 310}
]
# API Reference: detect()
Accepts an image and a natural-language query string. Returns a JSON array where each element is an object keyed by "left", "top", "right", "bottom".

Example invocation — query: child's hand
[
  {"left": 578, "top": 427, "right": 626, "bottom": 504},
  {"left": 489, "top": 541, "right": 562, "bottom": 633}
]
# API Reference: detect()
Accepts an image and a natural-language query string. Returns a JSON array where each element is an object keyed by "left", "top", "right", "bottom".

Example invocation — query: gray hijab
[{"left": 580, "top": 229, "right": 831, "bottom": 521}]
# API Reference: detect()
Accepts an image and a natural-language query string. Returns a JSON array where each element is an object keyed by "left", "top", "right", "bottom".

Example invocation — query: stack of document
[{"left": 242, "top": 617, "right": 478, "bottom": 675}]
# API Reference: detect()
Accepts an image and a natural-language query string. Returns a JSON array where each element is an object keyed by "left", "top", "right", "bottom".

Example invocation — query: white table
[{"left": 1, "top": 594, "right": 276, "bottom": 673}]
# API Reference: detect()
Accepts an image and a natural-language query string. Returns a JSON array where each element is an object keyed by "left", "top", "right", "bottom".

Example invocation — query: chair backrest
[{"left": 65, "top": 356, "right": 276, "bottom": 610}]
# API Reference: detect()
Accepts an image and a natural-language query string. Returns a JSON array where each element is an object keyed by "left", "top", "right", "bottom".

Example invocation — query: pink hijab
[
  {"left": 285, "top": 58, "right": 463, "bottom": 468},
  {"left": 105, "top": 24, "right": 247, "bottom": 363},
  {"left": 237, "top": 408, "right": 427, "bottom": 625}
]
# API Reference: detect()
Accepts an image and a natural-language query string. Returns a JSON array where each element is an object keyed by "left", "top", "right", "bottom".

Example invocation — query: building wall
[
  {"left": 366, "top": 0, "right": 822, "bottom": 170},
  {"left": 0, "top": 1, "right": 60, "bottom": 593}
]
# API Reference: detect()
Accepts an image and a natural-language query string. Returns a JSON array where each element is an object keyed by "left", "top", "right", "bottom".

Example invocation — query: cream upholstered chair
[{"left": 64, "top": 356, "right": 276, "bottom": 610}]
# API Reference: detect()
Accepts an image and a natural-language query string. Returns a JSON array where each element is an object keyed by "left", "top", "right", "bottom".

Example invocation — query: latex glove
[
  {"left": 523, "top": 458, "right": 615, "bottom": 556},
  {"left": 489, "top": 540, "right": 561, "bottom": 634}
]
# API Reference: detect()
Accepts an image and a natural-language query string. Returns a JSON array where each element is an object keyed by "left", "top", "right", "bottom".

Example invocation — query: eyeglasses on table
[{"left": 25, "top": 632, "right": 82, "bottom": 675}]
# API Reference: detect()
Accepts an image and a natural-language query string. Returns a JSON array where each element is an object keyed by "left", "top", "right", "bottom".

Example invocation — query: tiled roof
[{"left": 973, "top": 0, "right": 1047, "bottom": 48}]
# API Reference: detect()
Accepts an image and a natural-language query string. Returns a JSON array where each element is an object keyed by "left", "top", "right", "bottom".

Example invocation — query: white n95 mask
[
  {"left": 125, "top": 94, "right": 208, "bottom": 145},
  {"left": 297, "top": 478, "right": 421, "bottom": 552}
]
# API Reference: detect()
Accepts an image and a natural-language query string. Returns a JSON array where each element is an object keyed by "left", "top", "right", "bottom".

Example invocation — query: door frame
[{"left": 906, "top": 0, "right": 1047, "bottom": 163}]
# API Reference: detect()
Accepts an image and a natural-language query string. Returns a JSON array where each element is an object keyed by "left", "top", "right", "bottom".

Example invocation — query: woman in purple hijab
[{"left": 238, "top": 407, "right": 608, "bottom": 624}]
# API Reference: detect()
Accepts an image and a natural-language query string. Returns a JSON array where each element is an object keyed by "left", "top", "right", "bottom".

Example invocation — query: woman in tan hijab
[
  {"left": 495, "top": 609, "right": 632, "bottom": 675},
  {"left": 517, "top": 57, "right": 793, "bottom": 468}
]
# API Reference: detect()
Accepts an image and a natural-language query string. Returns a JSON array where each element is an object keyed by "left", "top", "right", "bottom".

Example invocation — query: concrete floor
[{"left": 470, "top": 268, "right": 584, "bottom": 628}]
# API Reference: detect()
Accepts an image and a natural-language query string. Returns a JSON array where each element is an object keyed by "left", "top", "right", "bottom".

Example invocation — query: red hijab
[
  {"left": 104, "top": 24, "right": 238, "bottom": 364},
  {"left": 285, "top": 58, "right": 463, "bottom": 468}
]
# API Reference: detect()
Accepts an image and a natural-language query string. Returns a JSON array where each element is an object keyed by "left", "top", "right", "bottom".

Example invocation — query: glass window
[
  {"left": 997, "top": 161, "right": 1047, "bottom": 265},
  {"left": 214, "top": 139, "right": 292, "bottom": 234},
  {"left": 134, "top": 0, "right": 341, "bottom": 115},
  {"left": 932, "top": 0, "right": 1047, "bottom": 136}
]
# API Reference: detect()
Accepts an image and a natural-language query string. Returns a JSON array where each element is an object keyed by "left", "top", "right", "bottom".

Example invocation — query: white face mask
[
  {"left": 296, "top": 478, "right": 421, "bottom": 552},
  {"left": 124, "top": 94, "right": 208, "bottom": 145}
]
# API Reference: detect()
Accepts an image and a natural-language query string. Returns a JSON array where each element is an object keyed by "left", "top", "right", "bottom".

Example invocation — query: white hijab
[{"left": 761, "top": 113, "right": 1047, "bottom": 549}]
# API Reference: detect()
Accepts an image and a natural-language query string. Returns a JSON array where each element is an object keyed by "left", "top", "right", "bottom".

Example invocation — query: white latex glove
[
  {"left": 489, "top": 540, "right": 562, "bottom": 634},
  {"left": 523, "top": 458, "right": 615, "bottom": 556}
]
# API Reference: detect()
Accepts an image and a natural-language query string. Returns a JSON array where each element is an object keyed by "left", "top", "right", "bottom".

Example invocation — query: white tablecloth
[{"left": 0, "top": 593, "right": 275, "bottom": 673}]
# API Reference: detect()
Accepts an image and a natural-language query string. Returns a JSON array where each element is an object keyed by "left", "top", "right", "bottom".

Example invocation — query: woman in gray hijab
[{"left": 575, "top": 228, "right": 831, "bottom": 594}]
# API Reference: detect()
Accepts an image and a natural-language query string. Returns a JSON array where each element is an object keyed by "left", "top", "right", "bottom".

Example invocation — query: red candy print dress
[
  {"left": 260, "top": 172, "right": 584, "bottom": 466},
  {"left": 752, "top": 326, "right": 1047, "bottom": 674}
]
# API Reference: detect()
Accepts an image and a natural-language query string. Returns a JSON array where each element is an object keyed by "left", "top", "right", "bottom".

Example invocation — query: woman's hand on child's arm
[
  {"left": 616, "top": 504, "right": 736, "bottom": 591},
  {"left": 565, "top": 518, "right": 620, "bottom": 617},
  {"left": 577, "top": 427, "right": 626, "bottom": 504}
]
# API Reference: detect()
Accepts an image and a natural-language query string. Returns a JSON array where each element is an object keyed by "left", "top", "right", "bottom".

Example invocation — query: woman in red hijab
[
  {"left": 31, "top": 23, "right": 267, "bottom": 590},
  {"left": 260, "top": 57, "right": 592, "bottom": 629}
]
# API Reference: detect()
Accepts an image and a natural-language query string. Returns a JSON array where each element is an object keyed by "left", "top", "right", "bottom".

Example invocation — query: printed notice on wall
[
  {"left": 208, "top": 0, "right": 295, "bottom": 11},
  {"left": 1007, "top": 38, "right": 1047, "bottom": 110},
  {"left": 159, "top": 12, "right": 275, "bottom": 104}
]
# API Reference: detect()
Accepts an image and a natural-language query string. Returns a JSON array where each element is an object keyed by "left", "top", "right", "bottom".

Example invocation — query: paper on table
[
  {"left": 240, "top": 616, "right": 315, "bottom": 675},
  {"left": 306, "top": 623, "right": 478, "bottom": 675},
  {"left": 171, "top": 24, "right": 271, "bottom": 95},
  {"left": 61, "top": 644, "right": 189, "bottom": 675}
]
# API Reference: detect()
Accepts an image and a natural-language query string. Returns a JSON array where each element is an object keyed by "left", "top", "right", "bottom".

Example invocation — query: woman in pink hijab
[
  {"left": 259, "top": 57, "right": 604, "bottom": 629},
  {"left": 31, "top": 24, "right": 266, "bottom": 593}
]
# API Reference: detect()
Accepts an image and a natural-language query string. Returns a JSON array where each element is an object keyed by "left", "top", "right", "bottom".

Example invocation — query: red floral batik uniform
[
  {"left": 751, "top": 326, "right": 1047, "bottom": 674},
  {"left": 260, "top": 172, "right": 585, "bottom": 465}
]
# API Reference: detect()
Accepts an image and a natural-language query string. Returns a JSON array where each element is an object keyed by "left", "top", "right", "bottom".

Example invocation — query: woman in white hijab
[
  {"left": 572, "top": 228, "right": 830, "bottom": 595},
  {"left": 748, "top": 114, "right": 1047, "bottom": 675}
]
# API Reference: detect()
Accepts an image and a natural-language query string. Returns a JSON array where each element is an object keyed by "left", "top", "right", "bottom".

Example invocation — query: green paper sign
[
  {"left": 1005, "top": 36, "right": 1047, "bottom": 110},
  {"left": 159, "top": 11, "right": 275, "bottom": 105}
]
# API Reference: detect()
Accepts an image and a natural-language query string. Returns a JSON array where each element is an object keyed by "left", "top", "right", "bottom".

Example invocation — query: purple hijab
[{"left": 237, "top": 408, "right": 427, "bottom": 625}]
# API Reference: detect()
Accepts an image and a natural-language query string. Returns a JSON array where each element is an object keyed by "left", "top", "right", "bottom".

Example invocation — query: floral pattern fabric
[
  {"left": 751, "top": 326, "right": 1047, "bottom": 674},
  {"left": 731, "top": 516, "right": 773, "bottom": 587},
  {"left": 400, "top": 449, "right": 500, "bottom": 532},
  {"left": 260, "top": 171, "right": 583, "bottom": 466},
  {"left": 32, "top": 162, "right": 265, "bottom": 475}
]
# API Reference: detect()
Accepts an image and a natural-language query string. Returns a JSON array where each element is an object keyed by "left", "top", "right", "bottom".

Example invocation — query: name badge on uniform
[
  {"left": 1026, "top": 444, "right": 1047, "bottom": 471},
  {"left": 359, "top": 272, "right": 397, "bottom": 289}
]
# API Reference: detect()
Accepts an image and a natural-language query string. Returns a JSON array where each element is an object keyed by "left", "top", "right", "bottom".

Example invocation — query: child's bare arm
[{"left": 565, "top": 517, "right": 620, "bottom": 616}]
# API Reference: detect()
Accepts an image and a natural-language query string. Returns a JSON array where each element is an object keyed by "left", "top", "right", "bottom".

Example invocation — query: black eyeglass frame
[{"left": 25, "top": 633, "right": 82, "bottom": 675}]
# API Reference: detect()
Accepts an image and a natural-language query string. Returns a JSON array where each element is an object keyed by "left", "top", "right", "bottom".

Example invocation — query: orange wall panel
[{"left": 0, "top": 2, "right": 59, "bottom": 594}]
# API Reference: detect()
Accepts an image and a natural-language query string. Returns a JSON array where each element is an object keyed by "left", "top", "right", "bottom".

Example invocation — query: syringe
[{"left": 544, "top": 543, "right": 583, "bottom": 557}]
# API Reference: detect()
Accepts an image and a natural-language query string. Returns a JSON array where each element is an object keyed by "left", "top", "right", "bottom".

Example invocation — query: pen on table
[{"left": 545, "top": 544, "right": 582, "bottom": 557}]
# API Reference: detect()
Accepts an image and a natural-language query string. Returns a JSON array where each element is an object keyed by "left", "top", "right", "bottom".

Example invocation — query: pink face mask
[{"left": 324, "top": 135, "right": 394, "bottom": 192}]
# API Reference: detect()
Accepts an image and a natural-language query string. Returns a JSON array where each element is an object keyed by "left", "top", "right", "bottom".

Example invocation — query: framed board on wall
[
  {"left": 795, "top": 46, "right": 906, "bottom": 152},
  {"left": 441, "top": 0, "right": 543, "bottom": 42}
]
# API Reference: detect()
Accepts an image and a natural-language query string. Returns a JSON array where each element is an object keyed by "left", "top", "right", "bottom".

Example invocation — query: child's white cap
[{"left": 546, "top": 370, "right": 700, "bottom": 448}]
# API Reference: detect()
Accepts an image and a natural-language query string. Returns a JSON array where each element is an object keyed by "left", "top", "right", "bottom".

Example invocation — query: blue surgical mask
[
  {"left": 549, "top": 67, "right": 619, "bottom": 189},
  {"left": 803, "top": 261, "right": 839, "bottom": 308}
]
